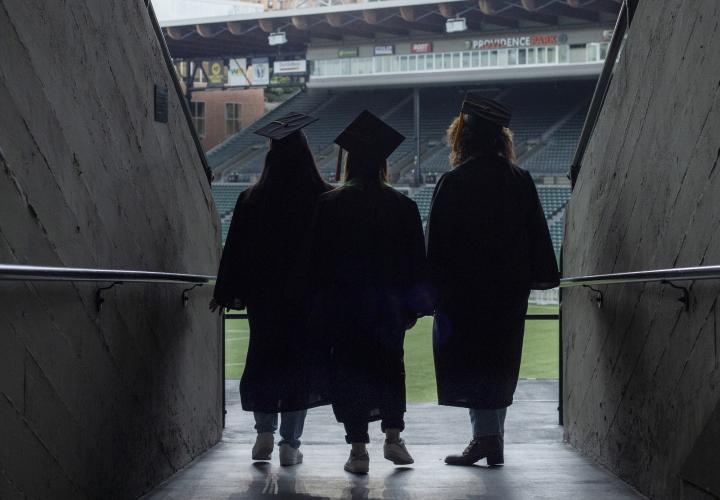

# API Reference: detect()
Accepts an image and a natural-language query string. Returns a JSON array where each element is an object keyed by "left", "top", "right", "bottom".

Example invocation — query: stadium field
[{"left": 224, "top": 304, "right": 558, "bottom": 403}]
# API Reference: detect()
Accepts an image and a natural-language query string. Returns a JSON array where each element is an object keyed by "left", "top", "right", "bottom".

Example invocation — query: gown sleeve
[
  {"left": 405, "top": 200, "right": 435, "bottom": 318},
  {"left": 425, "top": 173, "right": 454, "bottom": 295},
  {"left": 213, "top": 192, "right": 251, "bottom": 308},
  {"left": 526, "top": 174, "right": 560, "bottom": 290}
]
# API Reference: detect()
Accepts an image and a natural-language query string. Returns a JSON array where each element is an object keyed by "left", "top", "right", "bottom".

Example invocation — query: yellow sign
[{"left": 205, "top": 60, "right": 226, "bottom": 87}]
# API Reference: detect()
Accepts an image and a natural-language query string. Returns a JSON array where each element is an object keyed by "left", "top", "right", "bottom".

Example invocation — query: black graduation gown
[
  {"left": 307, "top": 183, "right": 433, "bottom": 424},
  {"left": 426, "top": 156, "right": 559, "bottom": 409},
  {"left": 214, "top": 185, "right": 331, "bottom": 413}
]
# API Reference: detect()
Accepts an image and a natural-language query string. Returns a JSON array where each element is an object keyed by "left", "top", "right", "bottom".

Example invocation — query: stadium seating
[
  {"left": 209, "top": 81, "right": 593, "bottom": 182},
  {"left": 209, "top": 81, "right": 588, "bottom": 253},
  {"left": 521, "top": 107, "right": 588, "bottom": 175},
  {"left": 211, "top": 183, "right": 249, "bottom": 242},
  {"left": 207, "top": 90, "right": 331, "bottom": 174},
  {"left": 536, "top": 185, "right": 572, "bottom": 219}
]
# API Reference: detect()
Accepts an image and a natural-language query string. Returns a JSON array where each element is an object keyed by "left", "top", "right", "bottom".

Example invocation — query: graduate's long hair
[
  {"left": 447, "top": 113, "right": 515, "bottom": 167},
  {"left": 343, "top": 153, "right": 389, "bottom": 186},
  {"left": 248, "top": 130, "right": 331, "bottom": 201}
]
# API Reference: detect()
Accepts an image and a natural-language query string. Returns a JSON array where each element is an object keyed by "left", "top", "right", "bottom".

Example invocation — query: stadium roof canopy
[{"left": 162, "top": 0, "right": 622, "bottom": 59}]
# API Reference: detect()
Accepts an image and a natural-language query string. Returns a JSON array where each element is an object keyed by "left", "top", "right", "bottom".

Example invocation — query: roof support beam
[
  {"left": 522, "top": 0, "right": 598, "bottom": 22},
  {"left": 567, "top": 0, "right": 621, "bottom": 14},
  {"left": 479, "top": 0, "right": 557, "bottom": 25},
  {"left": 166, "top": 26, "right": 194, "bottom": 40},
  {"left": 359, "top": 11, "right": 410, "bottom": 36},
  {"left": 196, "top": 24, "right": 225, "bottom": 38},
  {"left": 400, "top": 6, "right": 418, "bottom": 22},
  {"left": 258, "top": 19, "right": 277, "bottom": 33},
  {"left": 292, "top": 16, "right": 310, "bottom": 30}
]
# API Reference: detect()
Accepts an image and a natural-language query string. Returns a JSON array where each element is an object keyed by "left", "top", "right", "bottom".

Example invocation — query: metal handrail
[
  {"left": 0, "top": 264, "right": 213, "bottom": 285},
  {"left": 3, "top": 263, "right": 720, "bottom": 289},
  {"left": 560, "top": 265, "right": 720, "bottom": 287},
  {"left": 569, "top": 0, "right": 638, "bottom": 187}
]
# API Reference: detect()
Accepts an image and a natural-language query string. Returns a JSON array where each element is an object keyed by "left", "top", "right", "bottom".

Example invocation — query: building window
[
  {"left": 190, "top": 101, "right": 205, "bottom": 137},
  {"left": 225, "top": 103, "right": 241, "bottom": 135},
  {"left": 547, "top": 46, "right": 556, "bottom": 63},
  {"left": 558, "top": 45, "right": 569, "bottom": 63}
]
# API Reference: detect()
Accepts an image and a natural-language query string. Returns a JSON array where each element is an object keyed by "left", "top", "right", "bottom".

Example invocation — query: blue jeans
[
  {"left": 470, "top": 408, "right": 506, "bottom": 437},
  {"left": 254, "top": 410, "right": 307, "bottom": 449}
]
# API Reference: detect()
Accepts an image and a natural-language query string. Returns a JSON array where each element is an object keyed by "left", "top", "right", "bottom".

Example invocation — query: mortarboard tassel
[{"left": 335, "top": 147, "right": 343, "bottom": 182}]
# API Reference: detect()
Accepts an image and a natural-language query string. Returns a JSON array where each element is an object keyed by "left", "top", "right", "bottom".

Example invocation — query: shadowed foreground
[{"left": 144, "top": 381, "right": 640, "bottom": 499}]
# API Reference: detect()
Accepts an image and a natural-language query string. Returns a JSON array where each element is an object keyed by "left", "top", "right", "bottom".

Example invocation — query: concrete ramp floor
[{"left": 143, "top": 381, "right": 641, "bottom": 499}]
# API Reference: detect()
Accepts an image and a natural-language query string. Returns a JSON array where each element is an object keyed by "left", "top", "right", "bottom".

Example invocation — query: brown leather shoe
[{"left": 444, "top": 435, "right": 504, "bottom": 466}]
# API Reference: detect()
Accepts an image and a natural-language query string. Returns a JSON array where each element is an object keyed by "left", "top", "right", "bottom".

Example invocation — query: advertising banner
[
  {"left": 228, "top": 58, "right": 249, "bottom": 86},
  {"left": 374, "top": 45, "right": 394, "bottom": 56},
  {"left": 250, "top": 57, "right": 270, "bottom": 85},
  {"left": 410, "top": 42, "right": 433, "bottom": 53},
  {"left": 228, "top": 58, "right": 270, "bottom": 86},
  {"left": 273, "top": 60, "right": 308, "bottom": 74},
  {"left": 205, "top": 60, "right": 226, "bottom": 87},
  {"left": 338, "top": 47, "right": 359, "bottom": 58}
]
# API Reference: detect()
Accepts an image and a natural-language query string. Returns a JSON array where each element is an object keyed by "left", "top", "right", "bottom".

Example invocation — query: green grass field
[{"left": 224, "top": 304, "right": 558, "bottom": 403}]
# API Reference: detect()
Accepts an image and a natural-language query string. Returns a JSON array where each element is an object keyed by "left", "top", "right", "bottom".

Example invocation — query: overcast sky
[{"left": 152, "top": 0, "right": 261, "bottom": 22}]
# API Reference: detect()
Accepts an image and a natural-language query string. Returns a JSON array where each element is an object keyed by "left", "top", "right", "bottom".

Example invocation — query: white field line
[{"left": 226, "top": 329, "right": 249, "bottom": 333}]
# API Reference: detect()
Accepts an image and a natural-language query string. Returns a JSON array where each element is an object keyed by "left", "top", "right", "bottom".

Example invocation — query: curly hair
[{"left": 447, "top": 113, "right": 515, "bottom": 167}]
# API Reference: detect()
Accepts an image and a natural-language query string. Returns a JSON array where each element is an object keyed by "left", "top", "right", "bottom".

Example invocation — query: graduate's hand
[{"left": 208, "top": 298, "right": 224, "bottom": 314}]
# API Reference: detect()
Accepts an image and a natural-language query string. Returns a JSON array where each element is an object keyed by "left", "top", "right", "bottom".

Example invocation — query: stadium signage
[
  {"left": 374, "top": 45, "right": 395, "bottom": 56},
  {"left": 273, "top": 60, "right": 307, "bottom": 74},
  {"left": 338, "top": 47, "right": 358, "bottom": 58},
  {"left": 205, "top": 60, "right": 226, "bottom": 87},
  {"left": 228, "top": 58, "right": 269, "bottom": 86},
  {"left": 466, "top": 34, "right": 559, "bottom": 50},
  {"left": 410, "top": 42, "right": 433, "bottom": 53}
]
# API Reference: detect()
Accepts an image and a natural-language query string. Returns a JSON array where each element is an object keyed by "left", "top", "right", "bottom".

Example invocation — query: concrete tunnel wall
[
  {"left": 562, "top": 1, "right": 720, "bottom": 498},
  {"left": 0, "top": 1, "right": 222, "bottom": 498}
]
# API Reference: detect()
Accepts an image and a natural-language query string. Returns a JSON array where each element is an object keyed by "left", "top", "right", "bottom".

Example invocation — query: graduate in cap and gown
[
  {"left": 211, "top": 113, "right": 333, "bottom": 466},
  {"left": 306, "top": 111, "right": 434, "bottom": 474},
  {"left": 426, "top": 94, "right": 559, "bottom": 466}
]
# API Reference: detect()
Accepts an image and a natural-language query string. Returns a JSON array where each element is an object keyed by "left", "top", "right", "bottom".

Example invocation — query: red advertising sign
[{"left": 411, "top": 42, "right": 433, "bottom": 53}]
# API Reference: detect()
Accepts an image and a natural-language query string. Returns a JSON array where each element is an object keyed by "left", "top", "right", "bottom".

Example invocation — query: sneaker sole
[
  {"left": 252, "top": 449, "right": 273, "bottom": 461},
  {"left": 280, "top": 456, "right": 303, "bottom": 466},
  {"left": 344, "top": 463, "right": 369, "bottom": 474},
  {"left": 384, "top": 450, "right": 414, "bottom": 465}
]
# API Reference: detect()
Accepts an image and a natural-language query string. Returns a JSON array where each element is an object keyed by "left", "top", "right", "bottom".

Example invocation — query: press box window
[
  {"left": 225, "top": 103, "right": 241, "bottom": 135},
  {"left": 190, "top": 101, "right": 206, "bottom": 137}
]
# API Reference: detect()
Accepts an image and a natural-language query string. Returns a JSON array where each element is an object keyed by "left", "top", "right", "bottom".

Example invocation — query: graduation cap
[
  {"left": 254, "top": 112, "right": 318, "bottom": 141},
  {"left": 452, "top": 93, "right": 512, "bottom": 150},
  {"left": 460, "top": 93, "right": 512, "bottom": 127},
  {"left": 334, "top": 110, "right": 405, "bottom": 181}
]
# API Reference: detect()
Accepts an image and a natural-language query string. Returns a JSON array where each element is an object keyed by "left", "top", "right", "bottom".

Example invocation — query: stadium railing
[{"left": 4, "top": 261, "right": 718, "bottom": 427}]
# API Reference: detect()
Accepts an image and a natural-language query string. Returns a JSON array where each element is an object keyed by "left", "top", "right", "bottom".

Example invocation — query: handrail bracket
[
  {"left": 583, "top": 285, "right": 604, "bottom": 309},
  {"left": 182, "top": 283, "right": 204, "bottom": 307},
  {"left": 661, "top": 280, "right": 690, "bottom": 312},
  {"left": 96, "top": 282, "right": 123, "bottom": 312}
]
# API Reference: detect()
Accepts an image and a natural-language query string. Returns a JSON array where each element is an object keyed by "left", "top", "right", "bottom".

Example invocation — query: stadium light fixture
[
  {"left": 445, "top": 17, "right": 467, "bottom": 34},
  {"left": 268, "top": 31, "right": 287, "bottom": 46}
]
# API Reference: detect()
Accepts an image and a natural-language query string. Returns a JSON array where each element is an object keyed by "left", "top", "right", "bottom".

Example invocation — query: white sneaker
[
  {"left": 383, "top": 438, "right": 414, "bottom": 465},
  {"left": 344, "top": 450, "right": 370, "bottom": 474},
  {"left": 252, "top": 432, "right": 274, "bottom": 461},
  {"left": 279, "top": 444, "right": 303, "bottom": 466}
]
